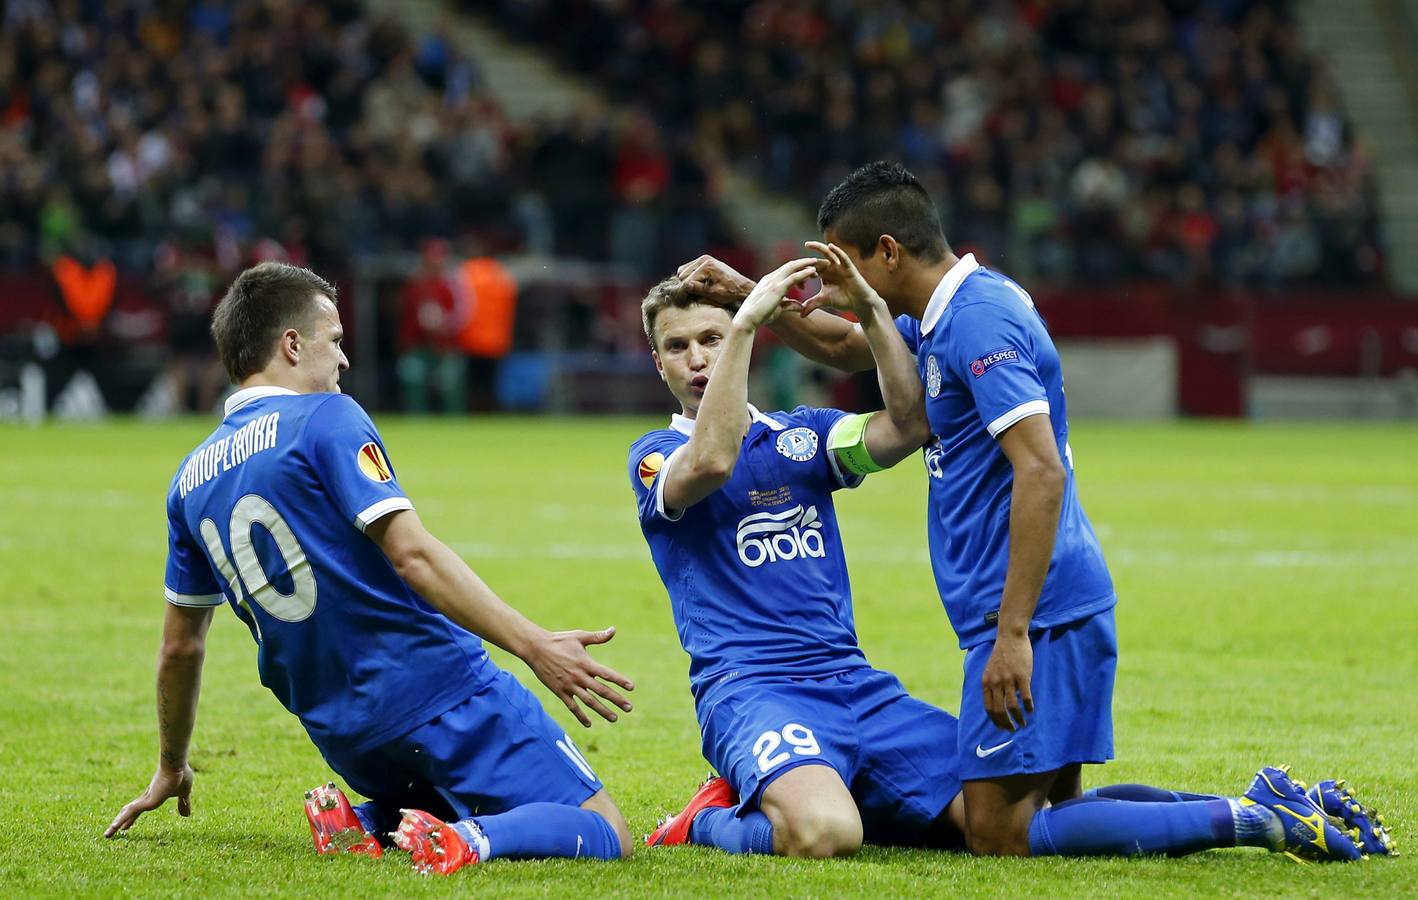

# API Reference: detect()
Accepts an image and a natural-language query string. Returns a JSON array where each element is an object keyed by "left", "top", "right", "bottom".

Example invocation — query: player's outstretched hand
[
  {"left": 980, "top": 634, "right": 1034, "bottom": 732},
  {"left": 676, "top": 255, "right": 755, "bottom": 308},
  {"left": 526, "top": 626, "right": 635, "bottom": 728},
  {"left": 800, "top": 241, "right": 886, "bottom": 320},
  {"left": 103, "top": 764, "right": 195, "bottom": 838},
  {"left": 733, "top": 258, "right": 819, "bottom": 331}
]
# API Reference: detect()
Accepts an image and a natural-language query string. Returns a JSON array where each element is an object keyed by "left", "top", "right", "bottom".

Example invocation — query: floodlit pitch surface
[{"left": 3, "top": 417, "right": 1413, "bottom": 897}]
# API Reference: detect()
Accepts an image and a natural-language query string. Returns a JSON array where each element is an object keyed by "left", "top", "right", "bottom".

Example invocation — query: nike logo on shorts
[{"left": 975, "top": 740, "right": 1013, "bottom": 758}]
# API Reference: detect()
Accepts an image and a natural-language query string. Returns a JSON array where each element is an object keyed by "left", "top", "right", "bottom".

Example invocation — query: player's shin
[{"left": 455, "top": 803, "right": 623, "bottom": 861}]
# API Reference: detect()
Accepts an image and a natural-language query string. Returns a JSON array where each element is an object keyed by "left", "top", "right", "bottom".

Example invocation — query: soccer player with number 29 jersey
[
  {"left": 632, "top": 251, "right": 971, "bottom": 857},
  {"left": 672, "top": 162, "right": 1393, "bottom": 864},
  {"left": 104, "top": 263, "right": 636, "bottom": 873}
]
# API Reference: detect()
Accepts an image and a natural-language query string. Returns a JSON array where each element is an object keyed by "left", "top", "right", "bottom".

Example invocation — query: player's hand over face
[
  {"left": 676, "top": 255, "right": 756, "bottom": 308},
  {"left": 980, "top": 633, "right": 1034, "bottom": 732},
  {"left": 800, "top": 242, "right": 887, "bottom": 321},
  {"left": 103, "top": 764, "right": 194, "bottom": 838},
  {"left": 525, "top": 626, "right": 635, "bottom": 728},
  {"left": 732, "top": 258, "right": 819, "bottom": 331}
]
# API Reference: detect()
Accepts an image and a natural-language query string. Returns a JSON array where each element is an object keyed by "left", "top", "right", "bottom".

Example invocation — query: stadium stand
[
  {"left": 481, "top": 0, "right": 1385, "bottom": 286},
  {"left": 0, "top": 0, "right": 727, "bottom": 276}
]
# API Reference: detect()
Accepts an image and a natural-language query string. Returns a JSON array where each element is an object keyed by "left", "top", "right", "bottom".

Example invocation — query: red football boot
[
  {"left": 304, "top": 782, "right": 382, "bottom": 857},
  {"left": 645, "top": 774, "right": 736, "bottom": 847},
  {"left": 391, "top": 808, "right": 480, "bottom": 875}
]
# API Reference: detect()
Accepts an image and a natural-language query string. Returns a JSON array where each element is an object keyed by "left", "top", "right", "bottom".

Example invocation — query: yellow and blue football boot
[
  {"left": 1308, "top": 778, "right": 1397, "bottom": 857},
  {"left": 1241, "top": 765, "right": 1364, "bottom": 863}
]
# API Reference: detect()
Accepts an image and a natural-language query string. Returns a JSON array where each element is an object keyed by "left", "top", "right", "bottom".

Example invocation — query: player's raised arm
[
  {"left": 659, "top": 258, "right": 819, "bottom": 510},
  {"left": 808, "top": 242, "right": 930, "bottom": 469},
  {"left": 366, "top": 508, "right": 634, "bottom": 728},
  {"left": 105, "top": 603, "right": 214, "bottom": 837},
  {"left": 678, "top": 254, "right": 874, "bottom": 373}
]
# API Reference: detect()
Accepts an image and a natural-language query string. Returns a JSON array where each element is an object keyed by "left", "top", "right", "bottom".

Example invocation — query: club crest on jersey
[
  {"left": 736, "top": 504, "right": 825, "bottom": 567},
  {"left": 638, "top": 451, "right": 665, "bottom": 489},
  {"left": 357, "top": 442, "right": 393, "bottom": 483},
  {"left": 926, "top": 355, "right": 942, "bottom": 397},
  {"left": 775, "top": 427, "right": 818, "bottom": 462},
  {"left": 970, "top": 347, "right": 1020, "bottom": 377}
]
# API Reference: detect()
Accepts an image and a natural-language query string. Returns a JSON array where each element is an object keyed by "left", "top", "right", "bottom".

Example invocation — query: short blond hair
[{"left": 640, "top": 277, "right": 728, "bottom": 350}]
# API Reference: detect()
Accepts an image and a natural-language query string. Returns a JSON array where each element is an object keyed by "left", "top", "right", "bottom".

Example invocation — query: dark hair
[
  {"left": 640, "top": 277, "right": 725, "bottom": 350},
  {"left": 210, "top": 262, "right": 337, "bottom": 380},
  {"left": 816, "top": 161, "right": 949, "bottom": 262}
]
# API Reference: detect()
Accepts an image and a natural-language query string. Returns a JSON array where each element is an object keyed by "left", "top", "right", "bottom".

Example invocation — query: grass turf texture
[{"left": 1, "top": 417, "right": 1414, "bottom": 897}]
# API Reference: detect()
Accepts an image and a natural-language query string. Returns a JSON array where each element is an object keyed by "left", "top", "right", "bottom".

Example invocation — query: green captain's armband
[{"left": 827, "top": 412, "right": 885, "bottom": 475}]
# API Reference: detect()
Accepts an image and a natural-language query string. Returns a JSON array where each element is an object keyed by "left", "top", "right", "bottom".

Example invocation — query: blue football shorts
[
  {"left": 957, "top": 607, "right": 1117, "bottom": 781},
  {"left": 314, "top": 664, "right": 602, "bottom": 819},
  {"left": 698, "top": 666, "right": 962, "bottom": 846}
]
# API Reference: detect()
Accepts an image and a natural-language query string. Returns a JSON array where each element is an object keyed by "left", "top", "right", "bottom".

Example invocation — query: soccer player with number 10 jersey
[{"left": 105, "top": 263, "right": 636, "bottom": 874}]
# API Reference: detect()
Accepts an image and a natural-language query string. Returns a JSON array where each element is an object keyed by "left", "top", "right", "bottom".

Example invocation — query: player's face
[
  {"left": 823, "top": 228, "right": 899, "bottom": 312},
  {"left": 296, "top": 295, "right": 349, "bottom": 393},
  {"left": 651, "top": 304, "right": 731, "bottom": 417}
]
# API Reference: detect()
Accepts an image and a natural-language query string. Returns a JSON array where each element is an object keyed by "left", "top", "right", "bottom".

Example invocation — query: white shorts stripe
[{"left": 556, "top": 738, "right": 597, "bottom": 781}]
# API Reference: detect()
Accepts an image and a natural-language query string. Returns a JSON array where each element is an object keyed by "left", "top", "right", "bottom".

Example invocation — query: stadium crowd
[
  {"left": 0, "top": 0, "right": 729, "bottom": 280},
  {"left": 488, "top": 0, "right": 1385, "bottom": 286}
]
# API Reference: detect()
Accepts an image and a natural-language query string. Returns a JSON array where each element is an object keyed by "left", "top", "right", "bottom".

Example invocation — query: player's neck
[
  {"left": 897, "top": 253, "right": 960, "bottom": 321},
  {"left": 238, "top": 371, "right": 309, "bottom": 395}
]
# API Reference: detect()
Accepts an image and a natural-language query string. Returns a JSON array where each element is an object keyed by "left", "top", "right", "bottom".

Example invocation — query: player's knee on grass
[
  {"left": 760, "top": 765, "right": 863, "bottom": 858},
  {"left": 581, "top": 789, "right": 634, "bottom": 858}
]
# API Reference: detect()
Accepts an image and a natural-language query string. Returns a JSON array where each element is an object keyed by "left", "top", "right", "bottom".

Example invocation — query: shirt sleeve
[
  {"left": 163, "top": 485, "right": 224, "bottom": 607},
  {"left": 894, "top": 314, "right": 921, "bottom": 355},
  {"left": 946, "top": 302, "right": 1050, "bottom": 438},
  {"left": 304, "top": 395, "right": 414, "bottom": 531},
  {"left": 795, "top": 406, "right": 866, "bottom": 491},
  {"left": 628, "top": 432, "right": 689, "bottom": 523}
]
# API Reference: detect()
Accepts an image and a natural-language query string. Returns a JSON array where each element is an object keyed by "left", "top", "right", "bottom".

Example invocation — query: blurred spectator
[
  {"left": 154, "top": 239, "right": 226, "bottom": 413},
  {"left": 397, "top": 238, "right": 467, "bottom": 414}
]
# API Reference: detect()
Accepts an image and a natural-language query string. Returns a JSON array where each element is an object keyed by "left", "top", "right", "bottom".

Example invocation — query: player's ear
[
  {"left": 879, "top": 234, "right": 900, "bottom": 270},
  {"left": 652, "top": 350, "right": 666, "bottom": 381},
  {"left": 281, "top": 328, "right": 301, "bottom": 365}
]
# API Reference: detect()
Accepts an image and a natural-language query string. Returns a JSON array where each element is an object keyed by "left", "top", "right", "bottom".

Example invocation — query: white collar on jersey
[
  {"left": 919, "top": 252, "right": 979, "bottom": 336},
  {"left": 224, "top": 385, "right": 299, "bottom": 416},
  {"left": 668, "top": 403, "right": 785, "bottom": 437}
]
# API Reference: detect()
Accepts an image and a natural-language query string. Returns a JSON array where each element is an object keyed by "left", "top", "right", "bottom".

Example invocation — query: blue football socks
[
  {"left": 1027, "top": 797, "right": 1263, "bottom": 856},
  {"left": 352, "top": 800, "right": 395, "bottom": 843},
  {"left": 1083, "top": 784, "right": 1223, "bottom": 804},
  {"left": 689, "top": 805, "right": 776, "bottom": 854},
  {"left": 451, "top": 803, "right": 622, "bottom": 861}
]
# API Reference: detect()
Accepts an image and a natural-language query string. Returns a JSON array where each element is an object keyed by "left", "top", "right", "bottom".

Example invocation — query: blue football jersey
[
  {"left": 895, "top": 254, "right": 1115, "bottom": 648},
  {"left": 163, "top": 386, "right": 493, "bottom": 752},
  {"left": 629, "top": 405, "right": 869, "bottom": 703}
]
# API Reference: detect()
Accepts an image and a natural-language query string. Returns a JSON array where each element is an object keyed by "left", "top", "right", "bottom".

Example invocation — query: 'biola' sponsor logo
[{"left": 736, "top": 505, "right": 825, "bottom": 567}]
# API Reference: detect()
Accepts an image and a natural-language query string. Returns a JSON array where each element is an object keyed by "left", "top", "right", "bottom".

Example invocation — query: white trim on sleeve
[
  {"left": 986, "top": 399, "right": 1051, "bottom": 438},
  {"left": 654, "top": 448, "right": 686, "bottom": 522},
  {"left": 354, "top": 496, "right": 414, "bottom": 532},
  {"left": 164, "top": 586, "right": 225, "bottom": 607},
  {"left": 823, "top": 417, "right": 865, "bottom": 489}
]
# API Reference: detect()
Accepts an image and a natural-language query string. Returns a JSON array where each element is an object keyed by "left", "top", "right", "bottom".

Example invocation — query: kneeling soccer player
[
  {"left": 630, "top": 254, "right": 970, "bottom": 856},
  {"left": 105, "top": 263, "right": 634, "bottom": 872}
]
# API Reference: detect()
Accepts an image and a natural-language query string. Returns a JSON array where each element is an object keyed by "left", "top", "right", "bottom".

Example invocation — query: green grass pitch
[{"left": 2, "top": 416, "right": 1414, "bottom": 897}]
